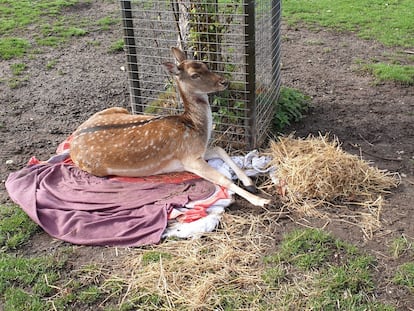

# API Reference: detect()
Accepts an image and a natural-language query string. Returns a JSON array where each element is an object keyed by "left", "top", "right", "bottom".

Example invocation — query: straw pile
[
  {"left": 107, "top": 211, "right": 280, "bottom": 310},
  {"left": 265, "top": 134, "right": 399, "bottom": 236}
]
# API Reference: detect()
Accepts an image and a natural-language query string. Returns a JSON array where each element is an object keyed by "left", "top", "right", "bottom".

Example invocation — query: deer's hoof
[
  {"left": 261, "top": 198, "right": 271, "bottom": 207},
  {"left": 254, "top": 197, "right": 271, "bottom": 207},
  {"left": 245, "top": 185, "right": 258, "bottom": 194}
]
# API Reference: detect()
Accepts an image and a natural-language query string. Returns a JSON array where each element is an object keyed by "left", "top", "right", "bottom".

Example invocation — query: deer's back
[{"left": 70, "top": 108, "right": 206, "bottom": 177}]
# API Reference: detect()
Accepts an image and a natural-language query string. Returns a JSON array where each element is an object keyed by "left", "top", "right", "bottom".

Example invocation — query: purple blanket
[{"left": 5, "top": 162, "right": 215, "bottom": 247}]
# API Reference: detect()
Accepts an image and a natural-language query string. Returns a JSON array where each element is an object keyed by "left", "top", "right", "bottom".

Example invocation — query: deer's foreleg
[
  {"left": 204, "top": 146, "right": 257, "bottom": 193},
  {"left": 183, "top": 157, "right": 270, "bottom": 207}
]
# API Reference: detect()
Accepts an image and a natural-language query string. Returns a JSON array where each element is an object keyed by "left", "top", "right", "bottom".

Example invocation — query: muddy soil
[{"left": 0, "top": 2, "right": 413, "bottom": 309}]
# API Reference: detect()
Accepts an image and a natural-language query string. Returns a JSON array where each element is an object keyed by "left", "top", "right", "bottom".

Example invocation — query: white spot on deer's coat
[{"left": 183, "top": 129, "right": 189, "bottom": 139}]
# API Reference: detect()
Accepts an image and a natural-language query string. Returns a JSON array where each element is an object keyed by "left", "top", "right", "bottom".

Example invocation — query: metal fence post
[
  {"left": 120, "top": 0, "right": 141, "bottom": 112},
  {"left": 245, "top": 0, "right": 256, "bottom": 149},
  {"left": 272, "top": 0, "right": 282, "bottom": 90}
]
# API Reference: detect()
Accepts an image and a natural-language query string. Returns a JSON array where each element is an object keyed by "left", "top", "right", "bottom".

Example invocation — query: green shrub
[{"left": 273, "top": 86, "right": 310, "bottom": 133}]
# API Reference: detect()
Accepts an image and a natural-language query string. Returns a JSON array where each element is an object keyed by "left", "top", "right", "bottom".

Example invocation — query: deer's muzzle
[{"left": 218, "top": 78, "right": 229, "bottom": 90}]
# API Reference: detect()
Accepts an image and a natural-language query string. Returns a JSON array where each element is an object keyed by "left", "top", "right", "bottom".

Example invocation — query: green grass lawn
[
  {"left": 364, "top": 62, "right": 414, "bottom": 85},
  {"left": 0, "top": 0, "right": 78, "bottom": 59},
  {"left": 0, "top": 0, "right": 78, "bottom": 34},
  {"left": 0, "top": 0, "right": 121, "bottom": 60},
  {"left": 0, "top": 0, "right": 121, "bottom": 88},
  {"left": 282, "top": 0, "right": 414, "bottom": 47},
  {"left": 283, "top": 0, "right": 414, "bottom": 84}
]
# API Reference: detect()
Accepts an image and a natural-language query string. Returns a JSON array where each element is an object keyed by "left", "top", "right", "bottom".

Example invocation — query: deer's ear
[
  {"left": 162, "top": 62, "right": 180, "bottom": 76},
  {"left": 171, "top": 47, "right": 187, "bottom": 63}
]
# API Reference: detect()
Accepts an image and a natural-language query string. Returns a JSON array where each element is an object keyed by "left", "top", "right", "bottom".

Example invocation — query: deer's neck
[{"left": 178, "top": 85, "right": 212, "bottom": 143}]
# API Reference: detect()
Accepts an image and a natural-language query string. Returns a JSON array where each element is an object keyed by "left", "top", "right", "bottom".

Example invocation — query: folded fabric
[{"left": 163, "top": 185, "right": 233, "bottom": 239}]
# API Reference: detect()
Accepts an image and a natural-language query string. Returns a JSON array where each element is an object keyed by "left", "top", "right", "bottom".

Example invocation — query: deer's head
[{"left": 163, "top": 47, "right": 229, "bottom": 95}]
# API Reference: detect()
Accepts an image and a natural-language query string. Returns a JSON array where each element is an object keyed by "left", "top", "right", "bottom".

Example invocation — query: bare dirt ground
[{"left": 0, "top": 1, "right": 413, "bottom": 309}]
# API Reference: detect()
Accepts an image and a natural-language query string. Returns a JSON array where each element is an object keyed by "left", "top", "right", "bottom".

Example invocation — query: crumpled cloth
[
  {"left": 5, "top": 159, "right": 216, "bottom": 247},
  {"left": 208, "top": 150, "right": 274, "bottom": 180}
]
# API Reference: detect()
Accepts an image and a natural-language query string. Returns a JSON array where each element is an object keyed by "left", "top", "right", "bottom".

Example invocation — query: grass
[
  {"left": 36, "top": 24, "right": 88, "bottom": 47},
  {"left": 262, "top": 228, "right": 394, "bottom": 310},
  {"left": 283, "top": 0, "right": 414, "bottom": 85},
  {"left": 46, "top": 60, "right": 58, "bottom": 70},
  {"left": 277, "top": 228, "right": 358, "bottom": 269},
  {"left": 0, "top": 37, "right": 30, "bottom": 60},
  {"left": 109, "top": 38, "right": 125, "bottom": 53},
  {"left": 0, "top": 253, "right": 61, "bottom": 294},
  {"left": 0, "top": 206, "right": 110, "bottom": 309},
  {"left": 0, "top": 244, "right": 74, "bottom": 310},
  {"left": 0, "top": 249, "right": 113, "bottom": 310},
  {"left": 10, "top": 63, "right": 27, "bottom": 76},
  {"left": 389, "top": 235, "right": 412, "bottom": 259},
  {"left": 273, "top": 86, "right": 310, "bottom": 133},
  {"left": 390, "top": 235, "right": 414, "bottom": 293},
  {"left": 0, "top": 0, "right": 79, "bottom": 35},
  {"left": 0, "top": 205, "right": 39, "bottom": 251},
  {"left": 6, "top": 76, "right": 29, "bottom": 89},
  {"left": 0, "top": 0, "right": 121, "bottom": 60},
  {"left": 393, "top": 262, "right": 414, "bottom": 292},
  {"left": 96, "top": 16, "right": 120, "bottom": 30},
  {"left": 282, "top": 0, "right": 414, "bottom": 48},
  {"left": 0, "top": 0, "right": 123, "bottom": 90},
  {"left": 364, "top": 63, "right": 414, "bottom": 85},
  {"left": 141, "top": 250, "right": 173, "bottom": 265}
]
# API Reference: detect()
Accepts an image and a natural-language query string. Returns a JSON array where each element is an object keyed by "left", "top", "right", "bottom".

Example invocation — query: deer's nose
[{"left": 219, "top": 79, "right": 229, "bottom": 89}]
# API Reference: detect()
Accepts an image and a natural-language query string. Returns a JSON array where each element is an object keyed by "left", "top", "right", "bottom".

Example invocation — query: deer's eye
[{"left": 190, "top": 73, "right": 200, "bottom": 79}]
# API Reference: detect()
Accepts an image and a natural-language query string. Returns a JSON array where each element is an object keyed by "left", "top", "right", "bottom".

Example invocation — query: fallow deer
[{"left": 70, "top": 47, "right": 270, "bottom": 207}]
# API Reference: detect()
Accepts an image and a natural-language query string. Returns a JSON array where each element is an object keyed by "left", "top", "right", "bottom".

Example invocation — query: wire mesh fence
[{"left": 120, "top": 0, "right": 281, "bottom": 150}]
